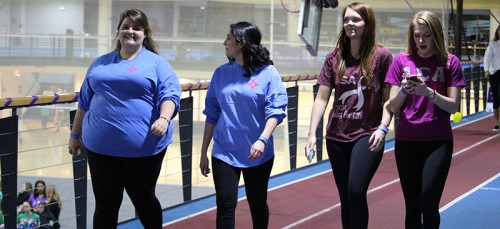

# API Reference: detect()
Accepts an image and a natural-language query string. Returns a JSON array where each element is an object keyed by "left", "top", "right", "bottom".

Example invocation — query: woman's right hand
[
  {"left": 485, "top": 71, "right": 490, "bottom": 80},
  {"left": 199, "top": 154, "right": 211, "bottom": 177},
  {"left": 305, "top": 135, "right": 317, "bottom": 158}
]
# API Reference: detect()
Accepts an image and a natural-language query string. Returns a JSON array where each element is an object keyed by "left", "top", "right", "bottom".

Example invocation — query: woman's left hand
[
  {"left": 405, "top": 77, "right": 429, "bottom": 96},
  {"left": 150, "top": 118, "right": 169, "bottom": 136},
  {"left": 249, "top": 140, "right": 265, "bottom": 160}
]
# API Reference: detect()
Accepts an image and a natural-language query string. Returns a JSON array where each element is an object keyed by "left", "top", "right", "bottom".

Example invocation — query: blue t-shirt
[
  {"left": 78, "top": 47, "right": 181, "bottom": 157},
  {"left": 203, "top": 61, "right": 288, "bottom": 167}
]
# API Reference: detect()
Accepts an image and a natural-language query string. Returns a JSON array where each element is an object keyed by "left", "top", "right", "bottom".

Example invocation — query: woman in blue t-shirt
[
  {"left": 68, "top": 9, "right": 181, "bottom": 228},
  {"left": 199, "top": 21, "right": 288, "bottom": 229}
]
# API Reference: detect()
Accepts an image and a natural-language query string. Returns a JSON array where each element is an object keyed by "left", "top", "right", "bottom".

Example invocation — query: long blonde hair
[
  {"left": 46, "top": 185, "right": 62, "bottom": 209},
  {"left": 407, "top": 11, "right": 448, "bottom": 64}
]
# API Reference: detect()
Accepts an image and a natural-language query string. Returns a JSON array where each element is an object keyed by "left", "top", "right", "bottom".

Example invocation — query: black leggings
[
  {"left": 489, "top": 72, "right": 500, "bottom": 108},
  {"left": 395, "top": 140, "right": 453, "bottom": 229},
  {"left": 212, "top": 157, "right": 274, "bottom": 229},
  {"left": 87, "top": 148, "right": 166, "bottom": 229},
  {"left": 326, "top": 136, "right": 384, "bottom": 229}
]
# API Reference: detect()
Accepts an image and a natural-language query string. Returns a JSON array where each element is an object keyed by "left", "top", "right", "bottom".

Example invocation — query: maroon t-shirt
[{"left": 317, "top": 46, "right": 393, "bottom": 142}]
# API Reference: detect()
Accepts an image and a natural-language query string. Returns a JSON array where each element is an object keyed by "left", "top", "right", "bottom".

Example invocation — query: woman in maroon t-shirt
[{"left": 305, "top": 2, "right": 393, "bottom": 228}]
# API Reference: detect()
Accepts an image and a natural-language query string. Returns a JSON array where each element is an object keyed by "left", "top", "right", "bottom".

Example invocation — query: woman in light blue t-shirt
[
  {"left": 199, "top": 21, "right": 287, "bottom": 229},
  {"left": 68, "top": 9, "right": 181, "bottom": 229}
]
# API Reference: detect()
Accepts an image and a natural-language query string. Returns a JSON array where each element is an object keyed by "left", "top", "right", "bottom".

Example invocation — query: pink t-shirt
[
  {"left": 385, "top": 52, "right": 465, "bottom": 141},
  {"left": 317, "top": 45, "right": 393, "bottom": 142}
]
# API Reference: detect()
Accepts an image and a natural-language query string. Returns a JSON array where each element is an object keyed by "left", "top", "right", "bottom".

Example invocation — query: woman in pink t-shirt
[
  {"left": 305, "top": 2, "right": 393, "bottom": 228},
  {"left": 385, "top": 11, "right": 465, "bottom": 228}
]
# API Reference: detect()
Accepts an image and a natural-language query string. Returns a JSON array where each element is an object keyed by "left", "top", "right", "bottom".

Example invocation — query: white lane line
[
  {"left": 282, "top": 127, "right": 498, "bottom": 228},
  {"left": 439, "top": 173, "right": 500, "bottom": 212}
]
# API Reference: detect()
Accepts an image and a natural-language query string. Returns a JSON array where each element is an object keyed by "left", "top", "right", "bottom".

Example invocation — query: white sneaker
[{"left": 493, "top": 125, "right": 500, "bottom": 131}]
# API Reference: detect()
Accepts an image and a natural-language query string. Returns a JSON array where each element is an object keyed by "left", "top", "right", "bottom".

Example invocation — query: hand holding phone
[
  {"left": 406, "top": 75, "right": 419, "bottom": 82},
  {"left": 306, "top": 149, "right": 315, "bottom": 163}
]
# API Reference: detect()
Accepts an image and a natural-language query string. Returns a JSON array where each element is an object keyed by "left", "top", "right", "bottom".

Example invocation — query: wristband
[
  {"left": 70, "top": 133, "right": 80, "bottom": 139},
  {"left": 258, "top": 135, "right": 268, "bottom": 145},
  {"left": 377, "top": 124, "right": 389, "bottom": 135},
  {"left": 160, "top": 116, "right": 170, "bottom": 122},
  {"left": 400, "top": 87, "right": 408, "bottom": 95}
]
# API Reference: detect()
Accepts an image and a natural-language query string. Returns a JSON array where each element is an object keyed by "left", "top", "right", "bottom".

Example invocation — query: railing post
[
  {"left": 464, "top": 65, "right": 472, "bottom": 115},
  {"left": 481, "top": 64, "right": 487, "bottom": 111},
  {"left": 0, "top": 115, "right": 19, "bottom": 229},
  {"left": 69, "top": 110, "right": 87, "bottom": 229},
  {"left": 312, "top": 84, "right": 323, "bottom": 161},
  {"left": 286, "top": 86, "right": 298, "bottom": 170},
  {"left": 179, "top": 97, "right": 193, "bottom": 201},
  {"left": 472, "top": 64, "right": 480, "bottom": 113}
]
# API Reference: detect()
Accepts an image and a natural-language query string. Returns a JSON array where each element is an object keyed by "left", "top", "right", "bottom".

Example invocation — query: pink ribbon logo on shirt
[
  {"left": 248, "top": 80, "right": 260, "bottom": 89},
  {"left": 128, "top": 67, "right": 138, "bottom": 73}
]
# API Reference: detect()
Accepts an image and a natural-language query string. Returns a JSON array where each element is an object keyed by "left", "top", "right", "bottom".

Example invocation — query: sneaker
[{"left": 493, "top": 125, "right": 500, "bottom": 132}]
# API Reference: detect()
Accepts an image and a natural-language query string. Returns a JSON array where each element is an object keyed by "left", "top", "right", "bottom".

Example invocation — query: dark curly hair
[{"left": 229, "top": 22, "right": 273, "bottom": 77}]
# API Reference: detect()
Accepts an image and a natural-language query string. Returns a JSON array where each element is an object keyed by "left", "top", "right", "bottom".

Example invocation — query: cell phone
[
  {"left": 406, "top": 75, "right": 419, "bottom": 82},
  {"left": 306, "top": 149, "right": 315, "bottom": 163}
]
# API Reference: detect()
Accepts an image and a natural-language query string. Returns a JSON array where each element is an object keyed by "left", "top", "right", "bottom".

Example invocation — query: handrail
[{"left": 0, "top": 73, "right": 320, "bottom": 110}]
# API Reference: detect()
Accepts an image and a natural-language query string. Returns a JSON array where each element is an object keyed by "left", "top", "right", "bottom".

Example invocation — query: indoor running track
[{"left": 118, "top": 112, "right": 500, "bottom": 229}]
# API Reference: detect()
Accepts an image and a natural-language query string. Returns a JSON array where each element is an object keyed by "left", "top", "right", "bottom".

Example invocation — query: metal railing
[{"left": 0, "top": 64, "right": 489, "bottom": 228}]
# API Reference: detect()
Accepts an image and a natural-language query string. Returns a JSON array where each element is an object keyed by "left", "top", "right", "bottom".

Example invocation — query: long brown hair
[
  {"left": 333, "top": 2, "right": 377, "bottom": 87},
  {"left": 114, "top": 9, "right": 159, "bottom": 54},
  {"left": 407, "top": 11, "right": 448, "bottom": 64}
]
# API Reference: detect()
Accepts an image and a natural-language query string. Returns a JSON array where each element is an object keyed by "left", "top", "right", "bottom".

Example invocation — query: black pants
[
  {"left": 87, "top": 148, "right": 166, "bottom": 229},
  {"left": 326, "top": 136, "right": 384, "bottom": 229},
  {"left": 489, "top": 71, "right": 500, "bottom": 108},
  {"left": 395, "top": 140, "right": 453, "bottom": 229},
  {"left": 212, "top": 157, "right": 274, "bottom": 229}
]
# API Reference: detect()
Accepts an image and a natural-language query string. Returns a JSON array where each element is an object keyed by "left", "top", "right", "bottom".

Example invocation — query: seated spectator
[
  {"left": 28, "top": 180, "right": 47, "bottom": 209},
  {"left": 36, "top": 202, "right": 59, "bottom": 229},
  {"left": 17, "top": 201, "right": 39, "bottom": 229},
  {"left": 17, "top": 182, "right": 33, "bottom": 207},
  {"left": 45, "top": 185, "right": 61, "bottom": 221}
]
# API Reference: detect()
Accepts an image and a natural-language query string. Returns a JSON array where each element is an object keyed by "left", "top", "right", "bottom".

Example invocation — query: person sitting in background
[
  {"left": 17, "top": 182, "right": 33, "bottom": 207},
  {"left": 45, "top": 185, "right": 61, "bottom": 222},
  {"left": 36, "top": 202, "right": 59, "bottom": 229},
  {"left": 17, "top": 201, "right": 39, "bottom": 229},
  {"left": 28, "top": 180, "right": 47, "bottom": 209}
]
